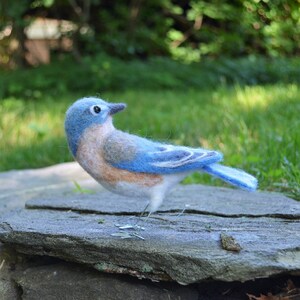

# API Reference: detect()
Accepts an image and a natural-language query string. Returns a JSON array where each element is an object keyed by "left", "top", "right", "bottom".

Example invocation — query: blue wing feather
[
  {"left": 202, "top": 164, "right": 258, "bottom": 191},
  {"left": 102, "top": 131, "right": 257, "bottom": 190},
  {"left": 105, "top": 132, "right": 223, "bottom": 174}
]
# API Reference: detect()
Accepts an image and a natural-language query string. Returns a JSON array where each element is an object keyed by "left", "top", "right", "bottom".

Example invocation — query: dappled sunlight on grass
[
  {"left": 235, "top": 86, "right": 274, "bottom": 110},
  {"left": 233, "top": 84, "right": 299, "bottom": 111},
  {"left": 1, "top": 97, "right": 65, "bottom": 146},
  {"left": 0, "top": 96, "right": 71, "bottom": 170}
]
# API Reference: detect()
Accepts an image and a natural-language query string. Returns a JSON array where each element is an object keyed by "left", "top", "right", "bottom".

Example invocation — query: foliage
[
  {"left": 0, "top": 0, "right": 299, "bottom": 67},
  {"left": 1, "top": 55, "right": 300, "bottom": 100},
  {"left": 0, "top": 85, "right": 299, "bottom": 200}
]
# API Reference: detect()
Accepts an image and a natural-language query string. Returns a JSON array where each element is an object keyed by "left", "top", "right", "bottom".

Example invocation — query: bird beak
[{"left": 109, "top": 103, "right": 126, "bottom": 115}]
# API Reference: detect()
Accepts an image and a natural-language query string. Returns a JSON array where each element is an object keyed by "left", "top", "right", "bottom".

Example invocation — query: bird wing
[{"left": 103, "top": 131, "right": 223, "bottom": 174}]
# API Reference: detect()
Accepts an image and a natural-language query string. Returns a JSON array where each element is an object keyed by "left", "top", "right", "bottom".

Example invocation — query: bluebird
[{"left": 65, "top": 97, "right": 257, "bottom": 213}]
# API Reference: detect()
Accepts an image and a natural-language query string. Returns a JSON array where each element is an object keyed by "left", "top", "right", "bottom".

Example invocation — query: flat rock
[
  {"left": 0, "top": 162, "right": 299, "bottom": 285},
  {"left": 25, "top": 185, "right": 300, "bottom": 218},
  {"left": 0, "top": 162, "right": 91, "bottom": 194},
  {"left": 0, "top": 162, "right": 103, "bottom": 213},
  {"left": 1, "top": 193, "right": 300, "bottom": 284}
]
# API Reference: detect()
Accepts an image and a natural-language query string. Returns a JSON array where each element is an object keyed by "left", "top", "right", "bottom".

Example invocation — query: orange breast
[
  {"left": 99, "top": 154, "right": 162, "bottom": 187},
  {"left": 76, "top": 125, "right": 162, "bottom": 188}
]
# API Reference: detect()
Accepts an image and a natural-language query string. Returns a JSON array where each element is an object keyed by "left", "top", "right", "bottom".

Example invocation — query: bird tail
[{"left": 201, "top": 163, "right": 258, "bottom": 191}]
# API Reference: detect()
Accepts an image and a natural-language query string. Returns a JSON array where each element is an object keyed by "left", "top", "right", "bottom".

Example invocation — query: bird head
[{"left": 64, "top": 97, "right": 126, "bottom": 156}]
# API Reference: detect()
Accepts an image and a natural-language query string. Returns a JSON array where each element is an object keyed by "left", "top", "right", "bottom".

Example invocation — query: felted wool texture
[
  {"left": 76, "top": 124, "right": 165, "bottom": 199},
  {"left": 65, "top": 97, "right": 117, "bottom": 156},
  {"left": 103, "top": 130, "right": 137, "bottom": 163},
  {"left": 202, "top": 164, "right": 258, "bottom": 191},
  {"left": 103, "top": 130, "right": 223, "bottom": 175},
  {"left": 65, "top": 97, "right": 258, "bottom": 212}
]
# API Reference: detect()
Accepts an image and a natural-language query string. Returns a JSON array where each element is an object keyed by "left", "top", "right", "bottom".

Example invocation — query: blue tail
[{"left": 202, "top": 163, "right": 258, "bottom": 191}]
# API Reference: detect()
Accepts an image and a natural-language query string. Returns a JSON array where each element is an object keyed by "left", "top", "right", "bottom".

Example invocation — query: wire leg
[
  {"left": 140, "top": 203, "right": 149, "bottom": 218},
  {"left": 134, "top": 202, "right": 149, "bottom": 225}
]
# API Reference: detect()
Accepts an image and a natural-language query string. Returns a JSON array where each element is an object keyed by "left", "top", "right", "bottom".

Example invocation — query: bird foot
[{"left": 111, "top": 223, "right": 146, "bottom": 240}]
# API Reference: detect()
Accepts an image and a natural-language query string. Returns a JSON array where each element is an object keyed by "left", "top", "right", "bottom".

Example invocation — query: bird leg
[
  {"left": 134, "top": 202, "right": 150, "bottom": 226},
  {"left": 139, "top": 202, "right": 150, "bottom": 219}
]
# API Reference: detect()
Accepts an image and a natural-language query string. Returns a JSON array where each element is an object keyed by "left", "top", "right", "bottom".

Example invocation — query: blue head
[{"left": 65, "top": 97, "right": 126, "bottom": 157}]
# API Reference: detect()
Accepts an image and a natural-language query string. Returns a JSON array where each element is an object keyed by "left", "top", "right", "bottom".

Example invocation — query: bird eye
[{"left": 90, "top": 105, "right": 101, "bottom": 115}]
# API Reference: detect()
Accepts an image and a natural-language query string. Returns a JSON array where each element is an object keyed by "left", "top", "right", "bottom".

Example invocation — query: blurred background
[{"left": 0, "top": 0, "right": 299, "bottom": 199}]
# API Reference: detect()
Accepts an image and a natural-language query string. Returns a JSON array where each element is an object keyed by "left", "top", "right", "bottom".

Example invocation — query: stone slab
[
  {"left": 0, "top": 162, "right": 103, "bottom": 213},
  {"left": 0, "top": 162, "right": 91, "bottom": 194},
  {"left": 0, "top": 162, "right": 299, "bottom": 286},
  {"left": 0, "top": 201, "right": 299, "bottom": 284},
  {"left": 25, "top": 185, "right": 300, "bottom": 218}
]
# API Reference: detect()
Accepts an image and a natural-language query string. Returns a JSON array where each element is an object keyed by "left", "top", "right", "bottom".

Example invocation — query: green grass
[
  {"left": 1, "top": 55, "right": 300, "bottom": 100},
  {"left": 0, "top": 84, "right": 299, "bottom": 199}
]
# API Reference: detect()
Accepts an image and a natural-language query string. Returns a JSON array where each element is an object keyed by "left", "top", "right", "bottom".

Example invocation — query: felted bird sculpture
[{"left": 65, "top": 97, "right": 257, "bottom": 213}]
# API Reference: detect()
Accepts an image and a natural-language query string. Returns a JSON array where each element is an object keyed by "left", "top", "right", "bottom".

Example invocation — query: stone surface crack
[{"left": 24, "top": 205, "right": 300, "bottom": 220}]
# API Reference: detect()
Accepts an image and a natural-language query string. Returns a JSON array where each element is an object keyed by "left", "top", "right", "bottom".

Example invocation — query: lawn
[{"left": 0, "top": 84, "right": 299, "bottom": 199}]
